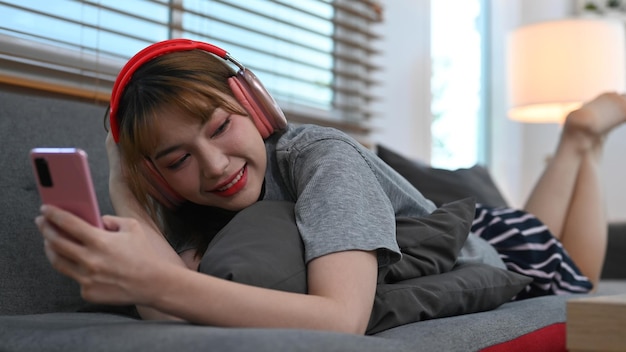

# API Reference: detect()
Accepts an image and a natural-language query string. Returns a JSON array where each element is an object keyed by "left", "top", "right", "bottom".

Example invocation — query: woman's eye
[
  {"left": 211, "top": 117, "right": 231, "bottom": 138},
  {"left": 167, "top": 154, "right": 190, "bottom": 170}
]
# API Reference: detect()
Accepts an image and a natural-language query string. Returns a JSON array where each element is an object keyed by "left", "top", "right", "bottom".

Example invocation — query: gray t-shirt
[{"left": 262, "top": 124, "right": 505, "bottom": 269}]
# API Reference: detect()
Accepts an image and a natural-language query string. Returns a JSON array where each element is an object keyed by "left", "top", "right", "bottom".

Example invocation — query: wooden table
[{"left": 566, "top": 294, "right": 626, "bottom": 352}]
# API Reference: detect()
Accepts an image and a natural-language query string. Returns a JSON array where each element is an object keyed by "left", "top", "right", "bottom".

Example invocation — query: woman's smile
[{"left": 210, "top": 165, "right": 248, "bottom": 197}]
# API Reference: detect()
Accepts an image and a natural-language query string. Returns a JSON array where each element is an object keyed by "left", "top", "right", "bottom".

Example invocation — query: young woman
[{"left": 35, "top": 39, "right": 625, "bottom": 334}]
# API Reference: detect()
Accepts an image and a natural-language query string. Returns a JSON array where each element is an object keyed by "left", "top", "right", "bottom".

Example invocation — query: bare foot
[
  {"left": 560, "top": 92, "right": 626, "bottom": 154},
  {"left": 565, "top": 92, "right": 626, "bottom": 137}
]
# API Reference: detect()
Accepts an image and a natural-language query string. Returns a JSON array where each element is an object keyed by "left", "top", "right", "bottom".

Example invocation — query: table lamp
[{"left": 506, "top": 18, "right": 626, "bottom": 123}]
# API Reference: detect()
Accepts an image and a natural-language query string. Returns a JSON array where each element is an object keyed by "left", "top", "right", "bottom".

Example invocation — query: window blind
[{"left": 0, "top": 0, "right": 382, "bottom": 136}]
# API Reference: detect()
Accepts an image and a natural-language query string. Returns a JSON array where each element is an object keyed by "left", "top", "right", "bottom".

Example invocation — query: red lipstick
[{"left": 211, "top": 166, "right": 247, "bottom": 197}]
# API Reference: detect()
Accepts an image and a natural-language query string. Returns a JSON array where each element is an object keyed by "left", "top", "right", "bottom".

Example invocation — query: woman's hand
[{"left": 35, "top": 205, "right": 164, "bottom": 305}]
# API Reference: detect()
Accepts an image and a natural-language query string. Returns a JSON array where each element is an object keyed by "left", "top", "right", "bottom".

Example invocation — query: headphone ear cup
[
  {"left": 140, "top": 159, "right": 185, "bottom": 209},
  {"left": 236, "top": 69, "right": 287, "bottom": 131},
  {"left": 228, "top": 77, "right": 274, "bottom": 138}
]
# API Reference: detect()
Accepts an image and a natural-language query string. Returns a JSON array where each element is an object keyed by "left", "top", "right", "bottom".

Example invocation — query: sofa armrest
[{"left": 601, "top": 222, "right": 626, "bottom": 279}]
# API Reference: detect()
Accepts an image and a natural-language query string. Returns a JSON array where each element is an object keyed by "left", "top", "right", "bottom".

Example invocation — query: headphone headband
[{"left": 110, "top": 39, "right": 236, "bottom": 143}]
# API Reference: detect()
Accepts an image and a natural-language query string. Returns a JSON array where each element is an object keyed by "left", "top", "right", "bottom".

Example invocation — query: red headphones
[
  {"left": 109, "top": 38, "right": 287, "bottom": 142},
  {"left": 109, "top": 39, "right": 288, "bottom": 208}
]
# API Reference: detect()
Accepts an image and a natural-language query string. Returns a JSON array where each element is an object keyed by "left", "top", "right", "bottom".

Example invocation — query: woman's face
[{"left": 149, "top": 103, "right": 267, "bottom": 211}]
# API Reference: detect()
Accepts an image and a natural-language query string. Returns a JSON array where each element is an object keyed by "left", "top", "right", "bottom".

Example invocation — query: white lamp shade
[{"left": 507, "top": 18, "right": 626, "bottom": 123}]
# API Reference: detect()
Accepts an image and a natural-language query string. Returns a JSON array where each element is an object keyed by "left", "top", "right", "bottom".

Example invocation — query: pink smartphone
[{"left": 30, "top": 148, "right": 103, "bottom": 228}]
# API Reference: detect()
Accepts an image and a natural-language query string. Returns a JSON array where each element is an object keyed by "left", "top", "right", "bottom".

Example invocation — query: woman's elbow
[{"left": 329, "top": 310, "right": 371, "bottom": 335}]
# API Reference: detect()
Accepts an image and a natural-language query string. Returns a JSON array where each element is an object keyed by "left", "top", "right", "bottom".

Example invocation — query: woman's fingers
[
  {"left": 36, "top": 215, "right": 86, "bottom": 280},
  {"left": 43, "top": 239, "right": 83, "bottom": 278},
  {"left": 39, "top": 205, "right": 103, "bottom": 246},
  {"left": 102, "top": 215, "right": 121, "bottom": 232},
  {"left": 36, "top": 205, "right": 170, "bottom": 306},
  {"left": 36, "top": 208, "right": 143, "bottom": 304},
  {"left": 36, "top": 213, "right": 85, "bottom": 255},
  {"left": 36, "top": 206, "right": 116, "bottom": 279}
]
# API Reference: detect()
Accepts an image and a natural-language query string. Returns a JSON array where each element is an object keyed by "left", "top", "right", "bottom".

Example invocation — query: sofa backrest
[{"left": 0, "top": 87, "right": 113, "bottom": 315}]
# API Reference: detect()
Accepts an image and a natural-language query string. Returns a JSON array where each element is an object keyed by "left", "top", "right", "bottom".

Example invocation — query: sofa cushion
[
  {"left": 0, "top": 312, "right": 406, "bottom": 352},
  {"left": 375, "top": 294, "right": 574, "bottom": 351},
  {"left": 377, "top": 144, "right": 509, "bottom": 207},
  {"left": 0, "top": 295, "right": 575, "bottom": 352}
]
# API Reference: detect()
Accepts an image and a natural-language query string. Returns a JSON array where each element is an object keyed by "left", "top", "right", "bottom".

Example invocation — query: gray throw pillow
[
  {"left": 381, "top": 197, "right": 474, "bottom": 283},
  {"left": 199, "top": 201, "right": 307, "bottom": 293},
  {"left": 367, "top": 263, "right": 532, "bottom": 334},
  {"left": 377, "top": 145, "right": 508, "bottom": 207}
]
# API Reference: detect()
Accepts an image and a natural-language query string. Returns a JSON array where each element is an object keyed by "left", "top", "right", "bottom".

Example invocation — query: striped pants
[{"left": 471, "top": 204, "right": 593, "bottom": 301}]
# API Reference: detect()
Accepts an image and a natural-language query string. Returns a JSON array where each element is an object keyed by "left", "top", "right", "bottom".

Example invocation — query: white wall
[
  {"left": 373, "top": 0, "right": 626, "bottom": 221},
  {"left": 487, "top": 0, "right": 525, "bottom": 207},
  {"left": 371, "top": 1, "right": 432, "bottom": 162}
]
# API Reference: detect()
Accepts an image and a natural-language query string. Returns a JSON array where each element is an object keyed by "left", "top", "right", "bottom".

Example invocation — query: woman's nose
[{"left": 198, "top": 145, "right": 228, "bottom": 179}]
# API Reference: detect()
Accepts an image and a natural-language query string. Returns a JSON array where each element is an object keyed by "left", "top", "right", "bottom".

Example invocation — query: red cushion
[{"left": 480, "top": 323, "right": 566, "bottom": 352}]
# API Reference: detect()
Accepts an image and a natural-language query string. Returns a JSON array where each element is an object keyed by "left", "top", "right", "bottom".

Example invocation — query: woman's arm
[
  {"left": 36, "top": 205, "right": 378, "bottom": 334},
  {"left": 150, "top": 249, "right": 378, "bottom": 333}
]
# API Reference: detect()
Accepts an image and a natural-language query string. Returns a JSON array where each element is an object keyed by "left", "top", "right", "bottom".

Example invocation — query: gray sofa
[{"left": 1, "top": 86, "right": 625, "bottom": 352}]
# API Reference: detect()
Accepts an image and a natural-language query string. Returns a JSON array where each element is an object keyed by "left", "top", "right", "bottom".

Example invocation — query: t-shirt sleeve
[{"left": 286, "top": 139, "right": 401, "bottom": 266}]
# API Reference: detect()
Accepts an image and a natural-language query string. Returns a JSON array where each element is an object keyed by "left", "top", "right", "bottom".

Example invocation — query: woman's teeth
[{"left": 217, "top": 168, "right": 244, "bottom": 192}]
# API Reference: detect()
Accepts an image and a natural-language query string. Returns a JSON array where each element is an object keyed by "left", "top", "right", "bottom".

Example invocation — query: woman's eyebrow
[
  {"left": 154, "top": 145, "right": 181, "bottom": 160},
  {"left": 152, "top": 115, "right": 215, "bottom": 160}
]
